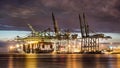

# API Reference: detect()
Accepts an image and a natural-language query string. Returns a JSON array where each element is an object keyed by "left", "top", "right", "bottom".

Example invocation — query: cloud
[
  {"left": 0, "top": 40, "right": 17, "bottom": 46},
  {"left": 0, "top": 24, "right": 26, "bottom": 30},
  {"left": 0, "top": 0, "right": 120, "bottom": 32},
  {"left": 0, "top": 41, "right": 8, "bottom": 47}
]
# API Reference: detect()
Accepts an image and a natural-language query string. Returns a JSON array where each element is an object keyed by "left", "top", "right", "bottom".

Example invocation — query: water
[{"left": 0, "top": 54, "right": 120, "bottom": 68}]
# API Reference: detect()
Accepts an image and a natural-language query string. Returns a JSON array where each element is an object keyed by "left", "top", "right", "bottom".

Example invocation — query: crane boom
[
  {"left": 79, "top": 12, "right": 89, "bottom": 38},
  {"left": 79, "top": 14, "right": 84, "bottom": 38},
  {"left": 27, "top": 24, "right": 36, "bottom": 33},
  {"left": 83, "top": 13, "right": 89, "bottom": 37},
  {"left": 52, "top": 12, "right": 59, "bottom": 36}
]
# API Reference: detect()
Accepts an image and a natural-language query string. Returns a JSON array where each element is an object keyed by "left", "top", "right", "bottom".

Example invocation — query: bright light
[
  {"left": 73, "top": 48, "right": 80, "bottom": 52},
  {"left": 68, "top": 45, "right": 71, "bottom": 47},
  {"left": 16, "top": 44, "right": 20, "bottom": 48},
  {"left": 27, "top": 41, "right": 38, "bottom": 44},
  {"left": 9, "top": 46, "right": 14, "bottom": 50},
  {"left": 109, "top": 46, "right": 113, "bottom": 49}
]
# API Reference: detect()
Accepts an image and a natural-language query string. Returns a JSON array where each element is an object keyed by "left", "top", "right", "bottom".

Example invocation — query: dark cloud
[
  {"left": 0, "top": 0, "right": 120, "bottom": 32},
  {"left": 0, "top": 40, "right": 17, "bottom": 47},
  {"left": 0, "top": 41, "right": 8, "bottom": 47}
]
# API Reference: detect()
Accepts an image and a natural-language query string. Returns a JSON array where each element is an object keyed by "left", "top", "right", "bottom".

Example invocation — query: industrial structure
[
  {"left": 9, "top": 12, "right": 111, "bottom": 54},
  {"left": 79, "top": 13, "right": 111, "bottom": 53}
]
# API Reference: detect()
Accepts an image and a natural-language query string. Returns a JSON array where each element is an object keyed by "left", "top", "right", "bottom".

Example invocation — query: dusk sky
[
  {"left": 0, "top": 0, "right": 120, "bottom": 47},
  {"left": 0, "top": 0, "right": 120, "bottom": 32}
]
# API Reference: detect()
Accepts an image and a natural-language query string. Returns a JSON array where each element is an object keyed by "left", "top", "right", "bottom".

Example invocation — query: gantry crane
[
  {"left": 79, "top": 12, "right": 93, "bottom": 53},
  {"left": 79, "top": 12, "right": 111, "bottom": 53}
]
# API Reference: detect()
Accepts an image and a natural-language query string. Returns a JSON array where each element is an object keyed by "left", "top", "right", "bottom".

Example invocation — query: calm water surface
[{"left": 0, "top": 54, "right": 120, "bottom": 68}]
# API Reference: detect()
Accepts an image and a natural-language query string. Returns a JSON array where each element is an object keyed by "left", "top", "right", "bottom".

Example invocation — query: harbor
[
  {"left": 1, "top": 0, "right": 120, "bottom": 68},
  {"left": 8, "top": 13, "right": 112, "bottom": 54}
]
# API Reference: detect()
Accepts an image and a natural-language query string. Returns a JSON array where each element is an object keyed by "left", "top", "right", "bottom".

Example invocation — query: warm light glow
[
  {"left": 16, "top": 44, "right": 20, "bottom": 48},
  {"left": 73, "top": 48, "right": 80, "bottom": 52},
  {"left": 68, "top": 45, "right": 71, "bottom": 47},
  {"left": 27, "top": 41, "right": 38, "bottom": 44},
  {"left": 9, "top": 46, "right": 14, "bottom": 50},
  {"left": 25, "top": 54, "right": 37, "bottom": 68},
  {"left": 8, "top": 56, "right": 13, "bottom": 68}
]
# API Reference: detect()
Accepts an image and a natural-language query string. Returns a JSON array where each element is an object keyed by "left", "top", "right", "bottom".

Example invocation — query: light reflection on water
[
  {"left": 0, "top": 54, "right": 120, "bottom": 68},
  {"left": 66, "top": 54, "right": 82, "bottom": 68},
  {"left": 8, "top": 56, "right": 13, "bottom": 68},
  {"left": 25, "top": 54, "right": 37, "bottom": 68},
  {"left": 116, "top": 54, "right": 120, "bottom": 68}
]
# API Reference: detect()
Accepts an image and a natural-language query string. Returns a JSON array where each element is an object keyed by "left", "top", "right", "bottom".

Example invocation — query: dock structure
[
  {"left": 9, "top": 12, "right": 112, "bottom": 54},
  {"left": 79, "top": 13, "right": 111, "bottom": 53},
  {"left": 80, "top": 38, "right": 99, "bottom": 52},
  {"left": 12, "top": 13, "right": 79, "bottom": 54}
]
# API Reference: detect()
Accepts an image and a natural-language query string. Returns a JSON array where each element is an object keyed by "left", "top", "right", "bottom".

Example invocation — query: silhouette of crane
[{"left": 79, "top": 12, "right": 111, "bottom": 53}]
